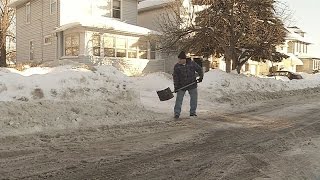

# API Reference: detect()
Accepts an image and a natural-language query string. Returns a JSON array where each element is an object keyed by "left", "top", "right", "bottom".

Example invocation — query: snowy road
[{"left": 2, "top": 93, "right": 320, "bottom": 179}]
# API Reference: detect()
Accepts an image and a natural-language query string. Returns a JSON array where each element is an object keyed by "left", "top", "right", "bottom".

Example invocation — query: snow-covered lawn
[{"left": 1, "top": 64, "right": 320, "bottom": 136}]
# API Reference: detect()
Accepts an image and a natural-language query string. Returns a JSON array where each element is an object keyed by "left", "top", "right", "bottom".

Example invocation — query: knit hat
[{"left": 178, "top": 51, "right": 186, "bottom": 59}]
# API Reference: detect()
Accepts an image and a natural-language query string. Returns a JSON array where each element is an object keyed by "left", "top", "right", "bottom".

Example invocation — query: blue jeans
[{"left": 174, "top": 88, "right": 198, "bottom": 116}]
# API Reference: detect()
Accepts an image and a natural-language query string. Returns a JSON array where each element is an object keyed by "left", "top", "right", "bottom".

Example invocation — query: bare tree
[
  {"left": 0, "top": 0, "right": 15, "bottom": 67},
  {"left": 158, "top": 0, "right": 290, "bottom": 73}
]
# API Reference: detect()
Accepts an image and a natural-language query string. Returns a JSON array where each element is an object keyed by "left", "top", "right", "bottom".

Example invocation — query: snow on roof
[
  {"left": 138, "top": 0, "right": 174, "bottom": 12},
  {"left": 288, "top": 26, "right": 306, "bottom": 33},
  {"left": 55, "top": 16, "right": 159, "bottom": 35},
  {"left": 8, "top": 0, "right": 30, "bottom": 7},
  {"left": 285, "top": 27, "right": 312, "bottom": 44}
]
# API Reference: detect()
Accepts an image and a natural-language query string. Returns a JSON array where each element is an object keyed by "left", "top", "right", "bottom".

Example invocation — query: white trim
[
  {"left": 25, "top": 2, "right": 31, "bottom": 24},
  {"left": 61, "top": 56, "right": 79, "bottom": 59}
]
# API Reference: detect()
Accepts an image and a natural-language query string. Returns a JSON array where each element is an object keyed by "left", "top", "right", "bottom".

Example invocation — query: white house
[
  {"left": 9, "top": 0, "right": 166, "bottom": 75},
  {"left": 280, "top": 26, "right": 320, "bottom": 74}
]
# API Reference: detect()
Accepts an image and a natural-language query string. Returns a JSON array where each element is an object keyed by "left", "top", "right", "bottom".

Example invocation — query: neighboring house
[
  {"left": 275, "top": 26, "right": 311, "bottom": 73},
  {"left": 9, "top": 0, "right": 165, "bottom": 75},
  {"left": 138, "top": 0, "right": 207, "bottom": 73},
  {"left": 138, "top": 0, "right": 176, "bottom": 73},
  {"left": 284, "top": 26, "right": 320, "bottom": 74}
]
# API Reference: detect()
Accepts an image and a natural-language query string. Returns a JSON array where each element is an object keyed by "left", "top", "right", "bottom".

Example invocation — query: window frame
[
  {"left": 44, "top": 35, "right": 52, "bottom": 45},
  {"left": 103, "top": 35, "right": 116, "bottom": 57},
  {"left": 115, "top": 37, "right": 127, "bottom": 58},
  {"left": 92, "top": 34, "right": 101, "bottom": 56},
  {"left": 138, "top": 40, "right": 148, "bottom": 59},
  {"left": 50, "top": 0, "right": 57, "bottom": 15},
  {"left": 150, "top": 41, "right": 157, "bottom": 60},
  {"left": 112, "top": 0, "right": 121, "bottom": 19},
  {"left": 100, "top": 34, "right": 155, "bottom": 60},
  {"left": 64, "top": 33, "right": 80, "bottom": 57},
  {"left": 127, "top": 38, "right": 138, "bottom": 59}
]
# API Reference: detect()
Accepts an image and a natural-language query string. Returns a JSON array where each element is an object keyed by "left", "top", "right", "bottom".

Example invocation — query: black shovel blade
[{"left": 156, "top": 87, "right": 174, "bottom": 101}]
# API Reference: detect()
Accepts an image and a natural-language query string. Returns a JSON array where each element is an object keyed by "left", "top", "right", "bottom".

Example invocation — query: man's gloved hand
[
  {"left": 197, "top": 77, "right": 203, "bottom": 83},
  {"left": 174, "top": 87, "right": 178, "bottom": 93}
]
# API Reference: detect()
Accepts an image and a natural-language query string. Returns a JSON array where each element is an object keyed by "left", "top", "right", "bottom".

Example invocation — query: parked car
[{"left": 267, "top": 71, "right": 303, "bottom": 80}]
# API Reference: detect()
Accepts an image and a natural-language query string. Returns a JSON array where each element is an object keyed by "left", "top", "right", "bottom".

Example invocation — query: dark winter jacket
[{"left": 173, "top": 59, "right": 204, "bottom": 91}]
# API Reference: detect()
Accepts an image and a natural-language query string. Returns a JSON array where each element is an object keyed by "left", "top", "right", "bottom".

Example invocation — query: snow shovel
[{"left": 156, "top": 81, "right": 198, "bottom": 101}]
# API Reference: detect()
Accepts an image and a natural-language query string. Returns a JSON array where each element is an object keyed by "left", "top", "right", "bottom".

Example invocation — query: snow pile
[
  {"left": 0, "top": 65, "right": 130, "bottom": 102},
  {"left": 0, "top": 65, "right": 159, "bottom": 136}
]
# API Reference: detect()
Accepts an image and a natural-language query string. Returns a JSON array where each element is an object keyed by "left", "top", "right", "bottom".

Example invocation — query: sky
[
  {"left": 1, "top": 64, "right": 320, "bottom": 136},
  {"left": 281, "top": 0, "right": 320, "bottom": 56}
]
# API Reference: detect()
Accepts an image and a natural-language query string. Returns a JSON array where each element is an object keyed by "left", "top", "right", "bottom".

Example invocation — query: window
[
  {"left": 44, "top": 35, "right": 52, "bottom": 45},
  {"left": 138, "top": 40, "right": 147, "bottom": 59},
  {"left": 112, "top": 0, "right": 121, "bottom": 19},
  {"left": 102, "top": 35, "right": 155, "bottom": 59},
  {"left": 25, "top": 2, "right": 31, "bottom": 24},
  {"left": 92, "top": 34, "right": 101, "bottom": 56},
  {"left": 50, "top": 0, "right": 57, "bottom": 15},
  {"left": 150, "top": 42, "right": 156, "bottom": 59},
  {"left": 65, "top": 34, "right": 80, "bottom": 56},
  {"left": 306, "top": 45, "right": 308, "bottom": 54},
  {"left": 29, "top": 40, "right": 34, "bottom": 60},
  {"left": 127, "top": 39, "right": 137, "bottom": 58},
  {"left": 116, "top": 37, "right": 126, "bottom": 57},
  {"left": 103, "top": 36, "right": 115, "bottom": 57}
]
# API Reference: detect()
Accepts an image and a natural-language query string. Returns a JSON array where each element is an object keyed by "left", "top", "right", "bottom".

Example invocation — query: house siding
[
  {"left": 138, "top": 8, "right": 173, "bottom": 31},
  {"left": 297, "top": 59, "right": 313, "bottom": 73},
  {"left": 16, "top": 0, "right": 59, "bottom": 63},
  {"left": 143, "top": 59, "right": 165, "bottom": 73},
  {"left": 122, "top": 0, "right": 138, "bottom": 25},
  {"left": 138, "top": 9, "right": 161, "bottom": 31}
]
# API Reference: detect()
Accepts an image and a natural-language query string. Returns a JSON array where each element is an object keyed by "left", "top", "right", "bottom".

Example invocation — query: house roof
[
  {"left": 298, "top": 54, "right": 320, "bottom": 59},
  {"left": 138, "top": 0, "right": 174, "bottom": 12},
  {"left": 285, "top": 27, "right": 312, "bottom": 44},
  {"left": 55, "top": 16, "right": 159, "bottom": 36},
  {"left": 287, "top": 26, "right": 306, "bottom": 33},
  {"left": 8, "top": 0, "right": 30, "bottom": 7}
]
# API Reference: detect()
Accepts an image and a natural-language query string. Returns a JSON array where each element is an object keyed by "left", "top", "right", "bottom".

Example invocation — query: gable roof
[
  {"left": 285, "top": 27, "right": 312, "bottom": 44},
  {"left": 138, "top": 0, "right": 174, "bottom": 12}
]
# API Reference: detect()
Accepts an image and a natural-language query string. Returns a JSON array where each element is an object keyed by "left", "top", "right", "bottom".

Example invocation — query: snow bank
[
  {"left": 0, "top": 65, "right": 159, "bottom": 136},
  {"left": 0, "top": 65, "right": 131, "bottom": 102}
]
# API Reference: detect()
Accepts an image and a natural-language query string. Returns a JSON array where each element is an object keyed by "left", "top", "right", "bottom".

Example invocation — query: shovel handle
[{"left": 174, "top": 81, "right": 198, "bottom": 93}]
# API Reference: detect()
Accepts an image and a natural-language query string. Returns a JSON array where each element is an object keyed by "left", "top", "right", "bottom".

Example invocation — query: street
[{"left": 1, "top": 93, "right": 320, "bottom": 179}]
